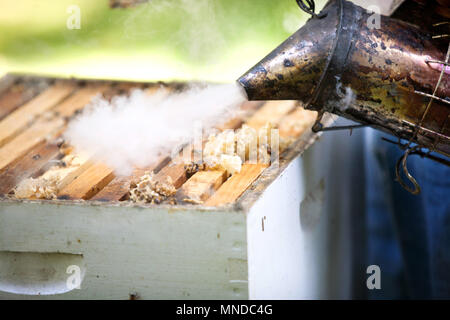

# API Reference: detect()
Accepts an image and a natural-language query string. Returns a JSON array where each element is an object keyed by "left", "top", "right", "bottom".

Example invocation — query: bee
[{"left": 184, "top": 162, "right": 206, "bottom": 176}]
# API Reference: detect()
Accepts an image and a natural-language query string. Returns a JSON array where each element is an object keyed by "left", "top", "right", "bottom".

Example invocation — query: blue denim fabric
[{"left": 364, "top": 130, "right": 450, "bottom": 299}]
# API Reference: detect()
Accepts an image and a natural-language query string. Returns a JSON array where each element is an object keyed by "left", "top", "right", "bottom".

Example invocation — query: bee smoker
[{"left": 237, "top": 0, "right": 450, "bottom": 194}]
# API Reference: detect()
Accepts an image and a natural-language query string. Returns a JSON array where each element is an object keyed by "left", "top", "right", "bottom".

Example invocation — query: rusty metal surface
[
  {"left": 392, "top": 0, "right": 450, "bottom": 39},
  {"left": 238, "top": 0, "right": 450, "bottom": 157},
  {"left": 238, "top": 0, "right": 339, "bottom": 102}
]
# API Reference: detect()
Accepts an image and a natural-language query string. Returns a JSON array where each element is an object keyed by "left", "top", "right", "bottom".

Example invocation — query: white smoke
[
  {"left": 121, "top": 0, "right": 228, "bottom": 63},
  {"left": 64, "top": 83, "right": 246, "bottom": 175},
  {"left": 332, "top": 76, "right": 356, "bottom": 112}
]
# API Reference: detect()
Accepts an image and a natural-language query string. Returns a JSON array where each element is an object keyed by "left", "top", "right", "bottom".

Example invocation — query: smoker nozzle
[
  {"left": 238, "top": 1, "right": 337, "bottom": 102},
  {"left": 237, "top": 0, "right": 450, "bottom": 157}
]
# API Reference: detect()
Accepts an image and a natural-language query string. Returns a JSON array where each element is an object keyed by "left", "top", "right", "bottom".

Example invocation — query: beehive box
[{"left": 0, "top": 75, "right": 330, "bottom": 299}]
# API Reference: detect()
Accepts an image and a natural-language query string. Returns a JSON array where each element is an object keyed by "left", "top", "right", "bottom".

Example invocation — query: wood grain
[
  {"left": 53, "top": 155, "right": 92, "bottom": 191},
  {"left": 0, "top": 141, "right": 61, "bottom": 195},
  {"left": 57, "top": 162, "right": 115, "bottom": 200},
  {"left": 153, "top": 162, "right": 187, "bottom": 189},
  {"left": 0, "top": 82, "right": 75, "bottom": 147},
  {"left": 54, "top": 84, "right": 109, "bottom": 118},
  {"left": 0, "top": 84, "right": 108, "bottom": 193},
  {"left": 0, "top": 84, "right": 108, "bottom": 172},
  {"left": 0, "top": 118, "right": 65, "bottom": 171},
  {"left": 90, "top": 156, "right": 170, "bottom": 201},
  {"left": 204, "top": 164, "right": 269, "bottom": 206},
  {"left": 176, "top": 170, "right": 227, "bottom": 203},
  {"left": 0, "top": 81, "right": 49, "bottom": 121}
]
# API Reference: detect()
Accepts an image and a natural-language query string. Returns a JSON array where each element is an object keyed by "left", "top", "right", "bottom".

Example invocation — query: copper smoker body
[{"left": 238, "top": 0, "right": 450, "bottom": 157}]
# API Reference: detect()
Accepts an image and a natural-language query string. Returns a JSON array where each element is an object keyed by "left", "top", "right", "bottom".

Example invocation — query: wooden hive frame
[
  {"left": 0, "top": 74, "right": 323, "bottom": 211},
  {"left": 0, "top": 74, "right": 333, "bottom": 299}
]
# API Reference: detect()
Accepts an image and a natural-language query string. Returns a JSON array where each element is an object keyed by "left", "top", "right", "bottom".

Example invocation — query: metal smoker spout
[{"left": 237, "top": 0, "right": 450, "bottom": 159}]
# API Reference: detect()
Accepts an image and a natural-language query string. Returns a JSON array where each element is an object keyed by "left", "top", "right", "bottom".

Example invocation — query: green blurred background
[{"left": 0, "top": 0, "right": 326, "bottom": 82}]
